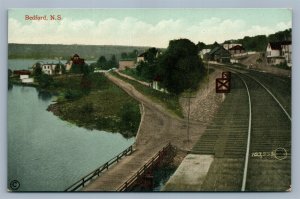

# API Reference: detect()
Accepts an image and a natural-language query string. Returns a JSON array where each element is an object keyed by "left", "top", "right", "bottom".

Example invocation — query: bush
[
  {"left": 119, "top": 102, "right": 140, "bottom": 135},
  {"left": 64, "top": 89, "right": 83, "bottom": 100},
  {"left": 36, "top": 74, "right": 54, "bottom": 88},
  {"left": 80, "top": 102, "right": 94, "bottom": 114}
]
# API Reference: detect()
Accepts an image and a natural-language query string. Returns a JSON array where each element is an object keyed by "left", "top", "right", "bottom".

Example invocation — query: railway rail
[{"left": 193, "top": 64, "right": 291, "bottom": 191}]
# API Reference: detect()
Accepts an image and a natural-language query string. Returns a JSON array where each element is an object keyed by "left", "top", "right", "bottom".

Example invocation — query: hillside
[{"left": 8, "top": 43, "right": 150, "bottom": 60}]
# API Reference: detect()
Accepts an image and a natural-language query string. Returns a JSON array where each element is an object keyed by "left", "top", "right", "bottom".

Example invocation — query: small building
[
  {"left": 21, "top": 78, "right": 34, "bottom": 83},
  {"left": 13, "top": 70, "right": 31, "bottom": 76},
  {"left": 65, "top": 54, "right": 85, "bottom": 71},
  {"left": 207, "top": 46, "right": 231, "bottom": 63},
  {"left": 137, "top": 52, "right": 147, "bottom": 63},
  {"left": 20, "top": 74, "right": 29, "bottom": 79},
  {"left": 118, "top": 60, "right": 136, "bottom": 70},
  {"left": 228, "top": 45, "right": 245, "bottom": 55},
  {"left": 151, "top": 75, "right": 167, "bottom": 93},
  {"left": 223, "top": 43, "right": 243, "bottom": 50},
  {"left": 42, "top": 64, "right": 57, "bottom": 75}
]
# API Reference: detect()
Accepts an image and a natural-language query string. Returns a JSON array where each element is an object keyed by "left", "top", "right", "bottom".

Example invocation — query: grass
[
  {"left": 47, "top": 73, "right": 141, "bottom": 138},
  {"left": 111, "top": 71, "right": 183, "bottom": 118},
  {"left": 119, "top": 68, "right": 150, "bottom": 83}
]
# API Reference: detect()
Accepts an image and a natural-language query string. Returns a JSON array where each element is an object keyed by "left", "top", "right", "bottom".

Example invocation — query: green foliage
[
  {"left": 33, "top": 62, "right": 43, "bottom": 77},
  {"left": 121, "top": 49, "right": 138, "bottom": 60},
  {"left": 196, "top": 42, "right": 206, "bottom": 51},
  {"left": 49, "top": 73, "right": 141, "bottom": 138},
  {"left": 36, "top": 74, "right": 54, "bottom": 88},
  {"left": 222, "top": 28, "right": 291, "bottom": 52},
  {"left": 158, "top": 38, "right": 205, "bottom": 94},
  {"left": 119, "top": 102, "right": 140, "bottom": 136},
  {"left": 80, "top": 102, "right": 94, "bottom": 114},
  {"left": 80, "top": 74, "right": 92, "bottom": 94},
  {"left": 111, "top": 71, "right": 183, "bottom": 118},
  {"left": 268, "top": 28, "right": 291, "bottom": 42},
  {"left": 64, "top": 89, "right": 83, "bottom": 100},
  {"left": 136, "top": 61, "right": 157, "bottom": 81},
  {"left": 275, "top": 61, "right": 291, "bottom": 70},
  {"left": 95, "top": 54, "right": 118, "bottom": 70},
  {"left": 97, "top": 56, "right": 107, "bottom": 67},
  {"left": 8, "top": 69, "right": 12, "bottom": 77}
]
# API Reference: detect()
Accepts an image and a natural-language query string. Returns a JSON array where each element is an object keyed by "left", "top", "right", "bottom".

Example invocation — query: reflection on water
[
  {"left": 8, "top": 85, "right": 134, "bottom": 191},
  {"left": 37, "top": 89, "right": 53, "bottom": 101}
]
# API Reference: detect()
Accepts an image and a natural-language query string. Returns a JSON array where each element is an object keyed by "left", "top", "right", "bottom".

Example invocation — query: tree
[
  {"left": 97, "top": 56, "right": 107, "bottom": 68},
  {"left": 121, "top": 52, "right": 128, "bottom": 59},
  {"left": 33, "top": 62, "right": 43, "bottom": 76},
  {"left": 119, "top": 102, "right": 140, "bottom": 136},
  {"left": 36, "top": 74, "right": 54, "bottom": 88},
  {"left": 157, "top": 38, "right": 205, "bottom": 94},
  {"left": 80, "top": 74, "right": 92, "bottom": 94},
  {"left": 196, "top": 42, "right": 206, "bottom": 51}
]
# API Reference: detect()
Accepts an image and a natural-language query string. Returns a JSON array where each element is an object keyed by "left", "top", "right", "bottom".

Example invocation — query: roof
[
  {"left": 73, "top": 54, "right": 80, "bottom": 57},
  {"left": 208, "top": 46, "right": 230, "bottom": 56},
  {"left": 229, "top": 45, "right": 245, "bottom": 51},
  {"left": 269, "top": 41, "right": 292, "bottom": 50},
  {"left": 138, "top": 52, "right": 147, "bottom": 57},
  {"left": 269, "top": 42, "right": 282, "bottom": 50}
]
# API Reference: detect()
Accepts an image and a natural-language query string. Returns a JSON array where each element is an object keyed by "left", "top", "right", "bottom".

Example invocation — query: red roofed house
[{"left": 65, "top": 54, "right": 85, "bottom": 71}]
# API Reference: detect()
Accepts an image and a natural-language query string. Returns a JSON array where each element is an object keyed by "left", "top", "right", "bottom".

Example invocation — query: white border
[{"left": 1, "top": 0, "right": 299, "bottom": 199}]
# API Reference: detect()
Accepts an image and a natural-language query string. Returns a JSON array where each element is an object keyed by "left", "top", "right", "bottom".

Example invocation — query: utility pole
[{"left": 182, "top": 89, "right": 196, "bottom": 143}]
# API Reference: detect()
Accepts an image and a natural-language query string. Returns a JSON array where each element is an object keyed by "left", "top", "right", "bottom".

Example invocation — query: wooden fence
[
  {"left": 64, "top": 145, "right": 133, "bottom": 191},
  {"left": 117, "top": 143, "right": 173, "bottom": 191}
]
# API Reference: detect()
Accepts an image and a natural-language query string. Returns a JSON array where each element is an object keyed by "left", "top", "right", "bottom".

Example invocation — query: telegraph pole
[{"left": 182, "top": 89, "right": 195, "bottom": 143}]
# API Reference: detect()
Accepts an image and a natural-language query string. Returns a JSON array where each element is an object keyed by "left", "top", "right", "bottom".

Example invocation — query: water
[
  {"left": 8, "top": 59, "right": 96, "bottom": 71},
  {"left": 8, "top": 85, "right": 134, "bottom": 191}
]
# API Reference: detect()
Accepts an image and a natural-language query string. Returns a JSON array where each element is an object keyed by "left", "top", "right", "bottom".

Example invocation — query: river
[{"left": 8, "top": 85, "right": 134, "bottom": 191}]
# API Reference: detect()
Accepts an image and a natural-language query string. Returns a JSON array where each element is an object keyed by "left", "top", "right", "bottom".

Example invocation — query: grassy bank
[
  {"left": 120, "top": 68, "right": 150, "bottom": 83},
  {"left": 47, "top": 73, "right": 141, "bottom": 138},
  {"left": 110, "top": 71, "right": 183, "bottom": 118}
]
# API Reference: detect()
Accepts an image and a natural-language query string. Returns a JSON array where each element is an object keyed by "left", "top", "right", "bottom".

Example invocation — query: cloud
[{"left": 8, "top": 17, "right": 291, "bottom": 47}]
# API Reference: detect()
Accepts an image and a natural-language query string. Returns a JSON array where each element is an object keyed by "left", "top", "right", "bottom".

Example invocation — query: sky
[{"left": 8, "top": 8, "right": 292, "bottom": 48}]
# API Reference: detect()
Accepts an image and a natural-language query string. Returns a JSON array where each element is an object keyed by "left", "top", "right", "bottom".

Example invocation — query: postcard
[{"left": 7, "top": 8, "right": 291, "bottom": 192}]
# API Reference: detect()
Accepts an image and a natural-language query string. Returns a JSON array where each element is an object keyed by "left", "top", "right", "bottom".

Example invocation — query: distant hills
[{"left": 8, "top": 43, "right": 151, "bottom": 60}]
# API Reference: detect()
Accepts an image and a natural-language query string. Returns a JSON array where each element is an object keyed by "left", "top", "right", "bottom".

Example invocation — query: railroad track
[{"left": 192, "top": 65, "right": 291, "bottom": 191}]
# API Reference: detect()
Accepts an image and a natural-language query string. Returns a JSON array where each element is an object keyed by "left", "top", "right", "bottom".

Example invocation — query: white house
[
  {"left": 281, "top": 42, "right": 292, "bottom": 67},
  {"left": 137, "top": 52, "right": 147, "bottom": 63},
  {"left": 266, "top": 41, "right": 292, "bottom": 66},
  {"left": 42, "top": 64, "right": 57, "bottom": 75}
]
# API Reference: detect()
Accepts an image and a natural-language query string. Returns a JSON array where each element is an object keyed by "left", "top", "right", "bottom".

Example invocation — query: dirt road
[
  {"left": 82, "top": 72, "right": 207, "bottom": 191},
  {"left": 105, "top": 72, "right": 206, "bottom": 151}
]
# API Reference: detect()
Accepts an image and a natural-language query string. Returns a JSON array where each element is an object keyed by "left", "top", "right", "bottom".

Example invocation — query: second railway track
[{"left": 192, "top": 65, "right": 291, "bottom": 191}]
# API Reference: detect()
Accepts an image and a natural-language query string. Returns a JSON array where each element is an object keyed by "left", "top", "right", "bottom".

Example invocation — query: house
[
  {"left": 207, "top": 46, "right": 231, "bottom": 63},
  {"left": 137, "top": 52, "right": 147, "bottom": 63},
  {"left": 13, "top": 70, "right": 31, "bottom": 76},
  {"left": 266, "top": 41, "right": 292, "bottom": 66},
  {"left": 41, "top": 64, "right": 58, "bottom": 75},
  {"left": 118, "top": 60, "right": 136, "bottom": 70},
  {"left": 65, "top": 54, "right": 85, "bottom": 71},
  {"left": 228, "top": 45, "right": 245, "bottom": 55},
  {"left": 281, "top": 41, "right": 292, "bottom": 67},
  {"left": 199, "top": 49, "right": 211, "bottom": 59},
  {"left": 151, "top": 75, "right": 168, "bottom": 93}
]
